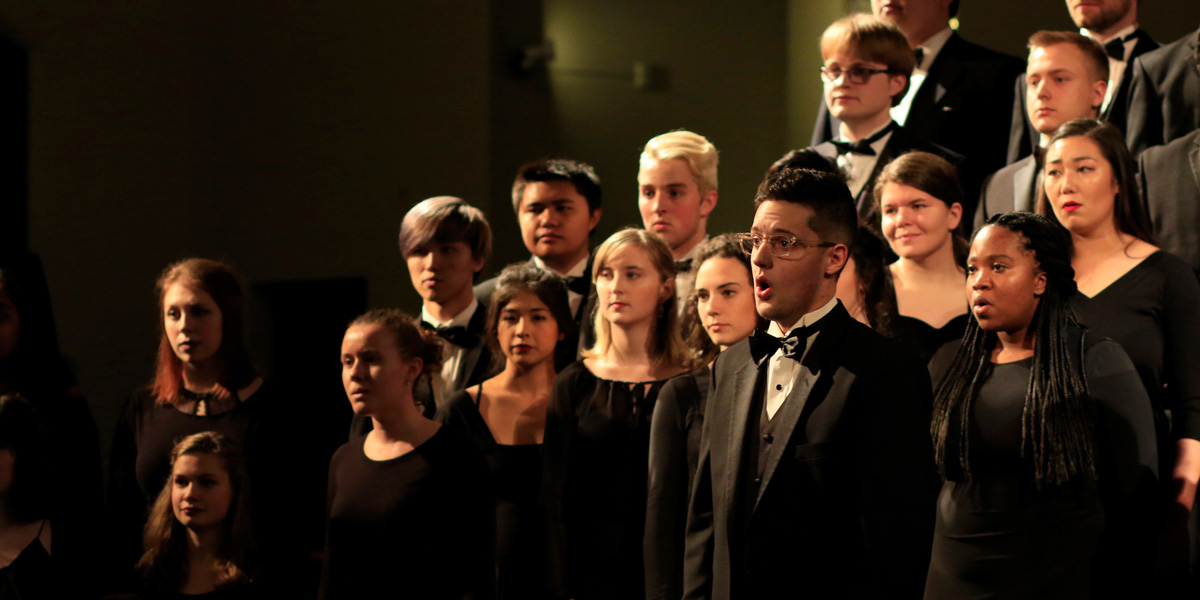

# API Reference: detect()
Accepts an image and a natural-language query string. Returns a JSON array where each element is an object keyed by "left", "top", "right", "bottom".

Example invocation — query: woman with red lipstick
[
  {"left": 544, "top": 228, "right": 692, "bottom": 600},
  {"left": 137, "top": 431, "right": 255, "bottom": 599},
  {"left": 1040, "top": 118, "right": 1200, "bottom": 586},
  {"left": 925, "top": 212, "right": 1156, "bottom": 599},
  {"left": 875, "top": 151, "right": 969, "bottom": 364},
  {"left": 322, "top": 309, "right": 492, "bottom": 600},
  {"left": 436, "top": 263, "right": 572, "bottom": 600},
  {"left": 645, "top": 234, "right": 760, "bottom": 600},
  {"left": 108, "top": 259, "right": 294, "bottom": 594}
]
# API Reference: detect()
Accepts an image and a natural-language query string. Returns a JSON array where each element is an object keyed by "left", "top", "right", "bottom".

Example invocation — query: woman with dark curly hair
[
  {"left": 137, "top": 432, "right": 255, "bottom": 598},
  {"left": 925, "top": 212, "right": 1157, "bottom": 598}
]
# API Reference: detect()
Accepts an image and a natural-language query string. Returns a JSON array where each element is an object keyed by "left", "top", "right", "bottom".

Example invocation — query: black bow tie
[
  {"left": 1103, "top": 37, "right": 1128, "bottom": 61},
  {"left": 421, "top": 321, "right": 478, "bottom": 348},
  {"left": 831, "top": 122, "right": 897, "bottom": 156},
  {"left": 675, "top": 258, "right": 693, "bottom": 273},
  {"left": 564, "top": 275, "right": 591, "bottom": 297},
  {"left": 748, "top": 321, "right": 824, "bottom": 365}
]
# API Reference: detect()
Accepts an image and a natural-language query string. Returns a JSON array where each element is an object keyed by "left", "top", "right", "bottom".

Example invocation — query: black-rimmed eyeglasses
[{"left": 819, "top": 66, "right": 893, "bottom": 85}]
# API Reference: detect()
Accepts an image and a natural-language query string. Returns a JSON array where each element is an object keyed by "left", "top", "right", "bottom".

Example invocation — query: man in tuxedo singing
[{"left": 683, "top": 167, "right": 937, "bottom": 599}]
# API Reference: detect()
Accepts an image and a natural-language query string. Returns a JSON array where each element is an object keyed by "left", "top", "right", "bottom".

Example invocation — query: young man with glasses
[
  {"left": 683, "top": 167, "right": 937, "bottom": 599},
  {"left": 811, "top": 14, "right": 962, "bottom": 228}
]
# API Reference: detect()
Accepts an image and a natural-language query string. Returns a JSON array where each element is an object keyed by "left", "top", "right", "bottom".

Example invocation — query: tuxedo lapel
[
  {"left": 452, "top": 303, "right": 490, "bottom": 390},
  {"left": 725, "top": 359, "right": 759, "bottom": 517},
  {"left": 1189, "top": 135, "right": 1200, "bottom": 198},
  {"left": 752, "top": 361, "right": 819, "bottom": 512},
  {"left": 1013, "top": 157, "right": 1038, "bottom": 213},
  {"left": 907, "top": 35, "right": 963, "bottom": 127}
]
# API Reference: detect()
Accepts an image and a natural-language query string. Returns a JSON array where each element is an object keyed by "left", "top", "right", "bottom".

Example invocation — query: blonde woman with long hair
[{"left": 543, "top": 228, "right": 691, "bottom": 600}]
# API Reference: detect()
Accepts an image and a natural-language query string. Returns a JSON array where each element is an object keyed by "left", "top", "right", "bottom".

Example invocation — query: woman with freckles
[
  {"left": 1039, "top": 118, "right": 1200, "bottom": 587},
  {"left": 925, "top": 212, "right": 1157, "bottom": 599},
  {"left": 107, "top": 259, "right": 286, "bottom": 592},
  {"left": 544, "top": 228, "right": 692, "bottom": 600},
  {"left": 436, "top": 263, "right": 572, "bottom": 600},
  {"left": 875, "top": 151, "right": 969, "bottom": 363},
  {"left": 137, "top": 431, "right": 255, "bottom": 599},
  {"left": 644, "top": 234, "right": 762, "bottom": 600},
  {"left": 322, "top": 309, "right": 492, "bottom": 600}
]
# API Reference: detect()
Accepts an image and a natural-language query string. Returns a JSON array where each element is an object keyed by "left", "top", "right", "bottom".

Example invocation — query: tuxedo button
[
  {"left": 763, "top": 433, "right": 774, "bottom": 443},
  {"left": 753, "top": 477, "right": 762, "bottom": 484}
]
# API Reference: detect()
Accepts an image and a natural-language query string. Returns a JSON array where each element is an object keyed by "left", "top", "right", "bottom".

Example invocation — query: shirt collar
[
  {"left": 1081, "top": 23, "right": 1138, "bottom": 46},
  {"left": 532, "top": 253, "right": 589, "bottom": 278},
  {"left": 768, "top": 296, "right": 838, "bottom": 338},
  {"left": 916, "top": 27, "right": 954, "bottom": 70},
  {"left": 422, "top": 297, "right": 478, "bottom": 329}
]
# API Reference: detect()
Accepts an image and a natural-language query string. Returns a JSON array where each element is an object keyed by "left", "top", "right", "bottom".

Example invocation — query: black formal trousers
[
  {"left": 682, "top": 302, "right": 938, "bottom": 600},
  {"left": 1126, "top": 28, "right": 1200, "bottom": 156}
]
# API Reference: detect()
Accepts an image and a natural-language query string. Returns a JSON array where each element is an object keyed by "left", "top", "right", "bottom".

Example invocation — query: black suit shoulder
[{"left": 1126, "top": 29, "right": 1200, "bottom": 155}]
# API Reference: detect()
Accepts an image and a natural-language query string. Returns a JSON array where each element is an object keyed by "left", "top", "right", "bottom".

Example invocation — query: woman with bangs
[
  {"left": 436, "top": 263, "right": 572, "bottom": 600},
  {"left": 108, "top": 259, "right": 288, "bottom": 593},
  {"left": 544, "top": 228, "right": 692, "bottom": 600},
  {"left": 1039, "top": 118, "right": 1200, "bottom": 589}
]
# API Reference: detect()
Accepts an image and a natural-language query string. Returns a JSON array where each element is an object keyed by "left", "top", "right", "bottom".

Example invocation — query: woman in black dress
[
  {"left": 107, "top": 259, "right": 290, "bottom": 592},
  {"left": 544, "top": 228, "right": 692, "bottom": 600},
  {"left": 644, "top": 233, "right": 760, "bottom": 600},
  {"left": 322, "top": 309, "right": 492, "bottom": 600},
  {"left": 925, "top": 212, "right": 1157, "bottom": 598},
  {"left": 137, "top": 432, "right": 256, "bottom": 599},
  {"left": 1040, "top": 118, "right": 1200, "bottom": 587},
  {"left": 0, "top": 394, "right": 55, "bottom": 600},
  {"left": 436, "top": 264, "right": 572, "bottom": 599},
  {"left": 875, "top": 151, "right": 969, "bottom": 363},
  {"left": 0, "top": 251, "right": 102, "bottom": 597}
]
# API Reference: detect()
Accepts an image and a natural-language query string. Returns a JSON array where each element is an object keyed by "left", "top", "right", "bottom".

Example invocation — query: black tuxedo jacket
[
  {"left": 1126, "top": 28, "right": 1200, "bottom": 156},
  {"left": 812, "top": 33, "right": 1023, "bottom": 200},
  {"left": 975, "top": 154, "right": 1039, "bottom": 230},
  {"left": 1138, "top": 129, "right": 1200, "bottom": 272},
  {"left": 683, "top": 302, "right": 937, "bottom": 600},
  {"left": 813, "top": 126, "right": 964, "bottom": 229},
  {"left": 1007, "top": 29, "right": 1158, "bottom": 164},
  {"left": 346, "top": 302, "right": 492, "bottom": 438},
  {"left": 474, "top": 256, "right": 596, "bottom": 372}
]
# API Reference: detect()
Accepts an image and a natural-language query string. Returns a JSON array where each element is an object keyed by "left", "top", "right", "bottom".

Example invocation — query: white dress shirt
[
  {"left": 836, "top": 124, "right": 895, "bottom": 198},
  {"left": 764, "top": 297, "right": 838, "bottom": 420},
  {"left": 533, "top": 253, "right": 590, "bottom": 316},
  {"left": 1082, "top": 23, "right": 1139, "bottom": 114},
  {"left": 891, "top": 27, "right": 954, "bottom": 126},
  {"left": 421, "top": 297, "right": 478, "bottom": 388}
]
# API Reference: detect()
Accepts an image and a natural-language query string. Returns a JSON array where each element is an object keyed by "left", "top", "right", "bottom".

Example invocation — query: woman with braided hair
[{"left": 924, "top": 212, "right": 1157, "bottom": 599}]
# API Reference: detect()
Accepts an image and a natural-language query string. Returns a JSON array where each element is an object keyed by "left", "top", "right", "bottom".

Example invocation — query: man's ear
[
  {"left": 825, "top": 243, "right": 850, "bottom": 277},
  {"left": 587, "top": 207, "right": 603, "bottom": 233},
  {"left": 699, "top": 189, "right": 718, "bottom": 219}
]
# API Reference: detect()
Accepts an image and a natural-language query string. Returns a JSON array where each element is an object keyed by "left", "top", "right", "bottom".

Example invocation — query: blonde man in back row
[{"left": 638, "top": 130, "right": 719, "bottom": 312}]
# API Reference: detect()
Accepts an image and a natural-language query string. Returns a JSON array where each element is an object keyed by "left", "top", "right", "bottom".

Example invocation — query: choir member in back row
[
  {"left": 1039, "top": 118, "right": 1200, "bottom": 587},
  {"left": 475, "top": 159, "right": 603, "bottom": 370},
  {"left": 637, "top": 131, "right": 719, "bottom": 312},
  {"left": 544, "top": 228, "right": 692, "bottom": 600},
  {"left": 815, "top": 0, "right": 1023, "bottom": 197},
  {"left": 323, "top": 309, "right": 492, "bottom": 600},
  {"left": 875, "top": 151, "right": 969, "bottom": 364},
  {"left": 0, "top": 251, "right": 102, "bottom": 598},
  {"left": 685, "top": 167, "right": 937, "bottom": 599},
  {"left": 978, "top": 31, "right": 1109, "bottom": 227},
  {"left": 1125, "top": 26, "right": 1200, "bottom": 156},
  {"left": 926, "top": 212, "right": 1157, "bottom": 599},
  {"left": 812, "top": 14, "right": 962, "bottom": 228},
  {"left": 437, "top": 263, "right": 573, "bottom": 599},
  {"left": 353, "top": 196, "right": 494, "bottom": 435},
  {"left": 107, "top": 259, "right": 291, "bottom": 595},
  {"left": 644, "top": 233, "right": 762, "bottom": 600}
]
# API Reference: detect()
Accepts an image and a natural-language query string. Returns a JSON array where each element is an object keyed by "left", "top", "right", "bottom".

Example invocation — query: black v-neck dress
[{"left": 437, "top": 387, "right": 550, "bottom": 600}]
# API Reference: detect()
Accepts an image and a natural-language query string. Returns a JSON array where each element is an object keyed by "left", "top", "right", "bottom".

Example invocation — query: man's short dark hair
[
  {"left": 754, "top": 168, "right": 856, "bottom": 246},
  {"left": 511, "top": 158, "right": 602, "bottom": 214}
]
